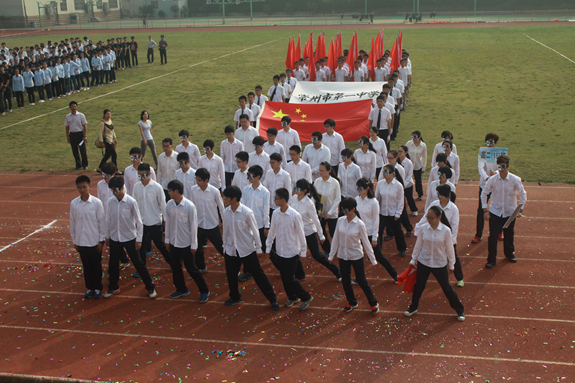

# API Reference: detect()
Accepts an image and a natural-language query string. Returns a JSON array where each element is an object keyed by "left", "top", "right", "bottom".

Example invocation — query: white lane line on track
[
  {"left": 0, "top": 39, "right": 278, "bottom": 132},
  {"left": 1, "top": 324, "right": 574, "bottom": 366},
  {"left": 0, "top": 220, "right": 56, "bottom": 253},
  {"left": 524, "top": 34, "right": 575, "bottom": 65}
]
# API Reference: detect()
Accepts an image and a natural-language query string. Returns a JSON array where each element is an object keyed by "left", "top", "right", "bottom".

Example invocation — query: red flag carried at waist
[{"left": 257, "top": 100, "right": 371, "bottom": 142}]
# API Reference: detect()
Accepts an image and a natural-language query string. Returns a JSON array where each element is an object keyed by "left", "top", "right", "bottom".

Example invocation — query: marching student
[
  {"left": 247, "top": 136, "right": 271, "bottom": 183},
  {"left": 405, "top": 205, "right": 465, "bottom": 322},
  {"left": 338, "top": 148, "right": 362, "bottom": 199},
  {"left": 374, "top": 59, "right": 386, "bottom": 82},
  {"left": 314, "top": 162, "right": 341, "bottom": 254},
  {"left": 329, "top": 198, "right": 379, "bottom": 314},
  {"left": 266, "top": 188, "right": 313, "bottom": 311},
  {"left": 375, "top": 164, "right": 407, "bottom": 257},
  {"left": 247, "top": 92, "right": 261, "bottom": 125},
  {"left": 264, "top": 153, "right": 292, "bottom": 212},
  {"left": 286, "top": 145, "right": 312, "bottom": 188},
  {"left": 254, "top": 85, "right": 268, "bottom": 108},
  {"left": 293, "top": 61, "right": 306, "bottom": 81},
  {"left": 354, "top": 136, "right": 377, "bottom": 181},
  {"left": 322, "top": 119, "right": 345, "bottom": 175},
  {"left": 379, "top": 150, "right": 413, "bottom": 238},
  {"left": 291, "top": 179, "right": 342, "bottom": 281},
  {"left": 481, "top": 155, "right": 527, "bottom": 269},
  {"left": 279, "top": 73, "right": 292, "bottom": 99},
  {"left": 231, "top": 151, "right": 250, "bottom": 191},
  {"left": 398, "top": 58, "right": 412, "bottom": 109},
  {"left": 164, "top": 180, "right": 210, "bottom": 302},
  {"left": 175, "top": 130, "right": 201, "bottom": 170},
  {"left": 303, "top": 131, "right": 331, "bottom": 181},
  {"left": 369, "top": 95, "right": 393, "bottom": 144},
  {"left": 268, "top": 75, "right": 285, "bottom": 102},
  {"left": 174, "top": 152, "right": 196, "bottom": 200},
  {"left": 233, "top": 95, "right": 254, "bottom": 128},
  {"left": 439, "top": 140, "right": 460, "bottom": 186},
  {"left": 157, "top": 138, "right": 179, "bottom": 201},
  {"left": 70, "top": 175, "right": 106, "bottom": 299},
  {"left": 132, "top": 163, "right": 172, "bottom": 274},
  {"left": 427, "top": 153, "right": 454, "bottom": 187},
  {"left": 221, "top": 185, "right": 279, "bottom": 309},
  {"left": 431, "top": 130, "right": 458, "bottom": 167},
  {"left": 221, "top": 125, "right": 245, "bottom": 188},
  {"left": 473, "top": 133, "right": 500, "bottom": 244},
  {"left": 263, "top": 127, "right": 286, "bottom": 165},
  {"left": 104, "top": 177, "right": 157, "bottom": 299},
  {"left": 198, "top": 139, "right": 226, "bottom": 192},
  {"left": 276, "top": 116, "right": 301, "bottom": 156},
  {"left": 235, "top": 114, "right": 259, "bottom": 154},
  {"left": 285, "top": 69, "right": 297, "bottom": 101},
  {"left": 405, "top": 130, "right": 427, "bottom": 200},
  {"left": 425, "top": 166, "right": 456, "bottom": 211},
  {"left": 415, "top": 184, "right": 463, "bottom": 287},
  {"left": 369, "top": 126, "right": 388, "bottom": 179},
  {"left": 138, "top": 110, "right": 158, "bottom": 167},
  {"left": 398, "top": 145, "right": 418, "bottom": 216},
  {"left": 190, "top": 168, "right": 226, "bottom": 273},
  {"left": 124, "top": 147, "right": 156, "bottom": 196}
]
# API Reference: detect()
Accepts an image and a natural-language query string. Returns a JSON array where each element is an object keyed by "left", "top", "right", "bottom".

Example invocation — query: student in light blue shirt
[
  {"left": 108, "top": 47, "right": 116, "bottom": 83},
  {"left": 71, "top": 54, "right": 81, "bottom": 91},
  {"left": 42, "top": 62, "right": 53, "bottom": 100},
  {"left": 90, "top": 50, "right": 102, "bottom": 87},
  {"left": 63, "top": 56, "right": 72, "bottom": 94},
  {"left": 23, "top": 66, "right": 36, "bottom": 105},
  {"left": 34, "top": 64, "right": 45, "bottom": 102},
  {"left": 102, "top": 50, "right": 111, "bottom": 84},
  {"left": 49, "top": 61, "right": 60, "bottom": 98},
  {"left": 12, "top": 68, "right": 25, "bottom": 108},
  {"left": 56, "top": 58, "right": 65, "bottom": 97},
  {"left": 79, "top": 52, "right": 90, "bottom": 90}
]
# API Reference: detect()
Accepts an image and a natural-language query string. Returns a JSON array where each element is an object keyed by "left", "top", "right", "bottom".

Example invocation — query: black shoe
[
  {"left": 238, "top": 272, "right": 253, "bottom": 282},
  {"left": 485, "top": 262, "right": 495, "bottom": 269},
  {"left": 405, "top": 231, "right": 413, "bottom": 237},
  {"left": 74, "top": 166, "right": 82, "bottom": 170},
  {"left": 507, "top": 256, "right": 517, "bottom": 263}
]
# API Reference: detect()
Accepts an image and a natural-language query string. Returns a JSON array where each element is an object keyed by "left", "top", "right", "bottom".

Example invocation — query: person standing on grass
[
  {"left": 147, "top": 36, "right": 157, "bottom": 64},
  {"left": 221, "top": 185, "right": 279, "bottom": 309},
  {"left": 220, "top": 125, "right": 245, "bottom": 188},
  {"left": 65, "top": 101, "right": 88, "bottom": 170},
  {"left": 268, "top": 75, "right": 285, "bottom": 103},
  {"left": 23, "top": 66, "right": 36, "bottom": 105},
  {"left": 104, "top": 176, "right": 157, "bottom": 299},
  {"left": 124, "top": 147, "right": 157, "bottom": 196},
  {"left": 159, "top": 35, "right": 168, "bottom": 65},
  {"left": 130, "top": 36, "right": 139, "bottom": 67},
  {"left": 79, "top": 51, "right": 90, "bottom": 90},
  {"left": 70, "top": 175, "right": 106, "bottom": 300},
  {"left": 157, "top": 138, "right": 180, "bottom": 202},
  {"left": 97, "top": 109, "right": 118, "bottom": 173},
  {"left": 473, "top": 133, "right": 500, "bottom": 244},
  {"left": 176, "top": 130, "right": 201, "bottom": 170},
  {"left": 482, "top": 155, "right": 527, "bottom": 269},
  {"left": 138, "top": 110, "right": 158, "bottom": 167},
  {"left": 266, "top": 188, "right": 313, "bottom": 311},
  {"left": 12, "top": 68, "right": 24, "bottom": 109},
  {"left": 405, "top": 130, "right": 427, "bottom": 201},
  {"left": 404, "top": 205, "right": 465, "bottom": 322}
]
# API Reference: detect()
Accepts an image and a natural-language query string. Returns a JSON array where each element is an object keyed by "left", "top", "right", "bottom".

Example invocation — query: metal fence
[{"left": 0, "top": 9, "right": 573, "bottom": 30}]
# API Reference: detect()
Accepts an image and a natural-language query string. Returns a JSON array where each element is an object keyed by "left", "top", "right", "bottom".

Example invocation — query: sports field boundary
[{"left": 524, "top": 34, "right": 575, "bottom": 64}]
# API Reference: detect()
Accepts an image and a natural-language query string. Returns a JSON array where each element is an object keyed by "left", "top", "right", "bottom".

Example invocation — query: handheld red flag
[
  {"left": 368, "top": 36, "right": 376, "bottom": 81},
  {"left": 306, "top": 32, "right": 316, "bottom": 81},
  {"left": 285, "top": 37, "right": 293, "bottom": 70},
  {"left": 345, "top": 31, "right": 358, "bottom": 75},
  {"left": 327, "top": 37, "right": 337, "bottom": 79},
  {"left": 336, "top": 32, "right": 343, "bottom": 58},
  {"left": 397, "top": 265, "right": 417, "bottom": 293},
  {"left": 295, "top": 35, "right": 301, "bottom": 63},
  {"left": 390, "top": 33, "right": 401, "bottom": 74}
]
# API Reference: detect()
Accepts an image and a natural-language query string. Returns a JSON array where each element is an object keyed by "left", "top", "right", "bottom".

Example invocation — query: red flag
[
  {"left": 319, "top": 33, "right": 327, "bottom": 60},
  {"left": 285, "top": 37, "right": 293, "bottom": 70},
  {"left": 306, "top": 32, "right": 316, "bottom": 81},
  {"left": 345, "top": 31, "right": 358, "bottom": 75},
  {"left": 379, "top": 30, "right": 384, "bottom": 58},
  {"left": 390, "top": 33, "right": 401, "bottom": 74},
  {"left": 368, "top": 36, "right": 376, "bottom": 81},
  {"left": 336, "top": 32, "right": 343, "bottom": 58},
  {"left": 295, "top": 35, "right": 301, "bottom": 63},
  {"left": 398, "top": 30, "right": 403, "bottom": 57},
  {"left": 258, "top": 100, "right": 372, "bottom": 142},
  {"left": 327, "top": 37, "right": 337, "bottom": 80},
  {"left": 314, "top": 33, "right": 322, "bottom": 64}
]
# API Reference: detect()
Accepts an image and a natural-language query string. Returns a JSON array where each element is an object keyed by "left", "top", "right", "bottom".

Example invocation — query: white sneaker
[
  {"left": 30, "top": 103, "right": 35, "bottom": 106},
  {"left": 404, "top": 308, "right": 417, "bottom": 317},
  {"left": 412, "top": 211, "right": 418, "bottom": 216},
  {"left": 148, "top": 288, "right": 158, "bottom": 299},
  {"left": 39, "top": 100, "right": 45, "bottom": 103}
]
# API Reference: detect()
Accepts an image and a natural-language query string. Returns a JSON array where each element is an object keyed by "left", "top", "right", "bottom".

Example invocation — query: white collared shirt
[
  {"left": 410, "top": 223, "right": 455, "bottom": 269},
  {"left": 97, "top": 179, "right": 114, "bottom": 214},
  {"left": 242, "top": 183, "right": 270, "bottom": 229},
  {"left": 232, "top": 168, "right": 250, "bottom": 191},
  {"left": 328, "top": 216, "right": 377, "bottom": 264},
  {"left": 354, "top": 149, "right": 377, "bottom": 181},
  {"left": 198, "top": 154, "right": 226, "bottom": 191},
  {"left": 302, "top": 143, "right": 331, "bottom": 181},
  {"left": 415, "top": 200, "right": 459, "bottom": 244},
  {"left": 355, "top": 196, "right": 380, "bottom": 241},
  {"left": 70, "top": 194, "right": 106, "bottom": 247},
  {"left": 374, "top": 67, "right": 386, "bottom": 81},
  {"left": 165, "top": 197, "right": 198, "bottom": 249},
  {"left": 276, "top": 128, "right": 301, "bottom": 153},
  {"left": 247, "top": 102, "right": 261, "bottom": 119},
  {"left": 338, "top": 162, "right": 362, "bottom": 198},
  {"left": 401, "top": 157, "right": 415, "bottom": 188},
  {"left": 481, "top": 172, "right": 527, "bottom": 218},
  {"left": 279, "top": 81, "right": 292, "bottom": 96},
  {"left": 370, "top": 136, "right": 388, "bottom": 168},
  {"left": 375, "top": 178, "right": 404, "bottom": 217},
  {"left": 233, "top": 108, "right": 254, "bottom": 127},
  {"left": 174, "top": 167, "right": 197, "bottom": 200},
  {"left": 427, "top": 165, "right": 455, "bottom": 189},
  {"left": 223, "top": 203, "right": 262, "bottom": 257},
  {"left": 175, "top": 142, "right": 201, "bottom": 170},
  {"left": 268, "top": 85, "right": 284, "bottom": 102},
  {"left": 378, "top": 162, "right": 405, "bottom": 182},
  {"left": 334, "top": 67, "right": 348, "bottom": 82},
  {"left": 264, "top": 169, "right": 292, "bottom": 209},
  {"left": 235, "top": 126, "right": 259, "bottom": 154},
  {"left": 322, "top": 132, "right": 345, "bottom": 166},
  {"left": 157, "top": 151, "right": 179, "bottom": 190},
  {"left": 189, "top": 184, "right": 224, "bottom": 229},
  {"left": 132, "top": 179, "right": 166, "bottom": 226},
  {"left": 478, "top": 160, "right": 499, "bottom": 188},
  {"left": 254, "top": 94, "right": 268, "bottom": 108},
  {"left": 220, "top": 138, "right": 245, "bottom": 173},
  {"left": 431, "top": 142, "right": 458, "bottom": 167},
  {"left": 247, "top": 151, "right": 271, "bottom": 182},
  {"left": 285, "top": 159, "right": 312, "bottom": 188},
  {"left": 313, "top": 176, "right": 341, "bottom": 218},
  {"left": 446, "top": 152, "right": 460, "bottom": 185},
  {"left": 368, "top": 107, "right": 392, "bottom": 131},
  {"left": 124, "top": 164, "right": 156, "bottom": 196},
  {"left": 106, "top": 194, "right": 143, "bottom": 242},
  {"left": 263, "top": 141, "right": 286, "bottom": 166},
  {"left": 266, "top": 206, "right": 307, "bottom": 258},
  {"left": 405, "top": 140, "right": 427, "bottom": 171},
  {"left": 425, "top": 180, "right": 456, "bottom": 211},
  {"left": 290, "top": 195, "right": 324, "bottom": 239}
]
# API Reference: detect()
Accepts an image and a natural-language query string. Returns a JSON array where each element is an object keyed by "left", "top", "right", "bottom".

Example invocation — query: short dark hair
[
  {"left": 247, "top": 91, "right": 255, "bottom": 97},
  {"left": 255, "top": 85, "right": 262, "bottom": 90},
  {"left": 177, "top": 152, "right": 190, "bottom": 161},
  {"left": 195, "top": 168, "right": 210, "bottom": 181},
  {"left": 239, "top": 114, "right": 250, "bottom": 121},
  {"left": 267, "top": 127, "right": 278, "bottom": 136},
  {"left": 224, "top": 125, "right": 235, "bottom": 134},
  {"left": 438, "top": 166, "right": 453, "bottom": 179},
  {"left": 101, "top": 162, "right": 117, "bottom": 175},
  {"left": 324, "top": 119, "right": 335, "bottom": 127},
  {"left": 273, "top": 75, "right": 280, "bottom": 81},
  {"left": 223, "top": 185, "right": 242, "bottom": 202},
  {"left": 167, "top": 180, "right": 184, "bottom": 194},
  {"left": 281, "top": 116, "right": 291, "bottom": 124},
  {"left": 69, "top": 101, "right": 78, "bottom": 107},
  {"left": 203, "top": 139, "right": 214, "bottom": 149},
  {"left": 109, "top": 176, "right": 124, "bottom": 189},
  {"left": 238, "top": 95, "right": 247, "bottom": 102},
  {"left": 270, "top": 153, "right": 282, "bottom": 162},
  {"left": 235, "top": 151, "right": 249, "bottom": 163},
  {"left": 441, "top": 130, "right": 453, "bottom": 140},
  {"left": 137, "top": 163, "right": 151, "bottom": 172},
  {"left": 311, "top": 131, "right": 323, "bottom": 140},
  {"left": 376, "top": 95, "right": 385, "bottom": 102},
  {"left": 275, "top": 188, "right": 290, "bottom": 202},
  {"left": 75, "top": 175, "right": 90, "bottom": 185},
  {"left": 436, "top": 184, "right": 451, "bottom": 198},
  {"left": 435, "top": 153, "right": 448, "bottom": 164},
  {"left": 339, "top": 197, "right": 357, "bottom": 212},
  {"left": 129, "top": 147, "right": 142, "bottom": 155},
  {"left": 162, "top": 138, "right": 173, "bottom": 145},
  {"left": 485, "top": 133, "right": 499, "bottom": 142},
  {"left": 252, "top": 136, "right": 265, "bottom": 146},
  {"left": 179, "top": 129, "right": 189, "bottom": 137},
  {"left": 341, "top": 148, "right": 353, "bottom": 158},
  {"left": 248, "top": 165, "right": 263, "bottom": 179},
  {"left": 497, "top": 155, "right": 510, "bottom": 165},
  {"left": 442, "top": 140, "right": 453, "bottom": 148},
  {"left": 289, "top": 145, "right": 301, "bottom": 154}
]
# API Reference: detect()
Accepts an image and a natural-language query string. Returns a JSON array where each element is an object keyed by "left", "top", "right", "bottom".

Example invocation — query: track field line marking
[
  {"left": 0, "top": 39, "right": 278, "bottom": 132},
  {"left": 0, "top": 220, "right": 56, "bottom": 254},
  {"left": 0, "top": 373, "right": 92, "bottom": 383},
  {"left": 1, "top": 324, "right": 574, "bottom": 366},
  {"left": 524, "top": 34, "right": 575, "bottom": 65}
]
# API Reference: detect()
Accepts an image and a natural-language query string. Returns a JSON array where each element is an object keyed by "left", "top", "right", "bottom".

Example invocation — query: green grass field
[{"left": 1, "top": 25, "right": 574, "bottom": 182}]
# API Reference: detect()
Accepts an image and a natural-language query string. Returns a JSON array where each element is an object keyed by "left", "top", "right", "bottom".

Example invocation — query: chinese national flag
[{"left": 257, "top": 100, "right": 372, "bottom": 142}]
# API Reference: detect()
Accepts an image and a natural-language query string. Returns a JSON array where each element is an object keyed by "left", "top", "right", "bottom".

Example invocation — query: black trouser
[
  {"left": 90, "top": 71, "right": 99, "bottom": 86},
  {"left": 453, "top": 244, "right": 463, "bottom": 282},
  {"left": 103, "top": 70, "right": 110, "bottom": 84},
  {"left": 140, "top": 224, "right": 172, "bottom": 266},
  {"left": 303, "top": 233, "right": 340, "bottom": 278},
  {"left": 0, "top": 90, "right": 4, "bottom": 112},
  {"left": 339, "top": 258, "right": 377, "bottom": 307},
  {"left": 124, "top": 52, "right": 131, "bottom": 67},
  {"left": 409, "top": 261, "right": 464, "bottom": 316},
  {"left": 36, "top": 85, "right": 45, "bottom": 100},
  {"left": 26, "top": 87, "right": 36, "bottom": 104},
  {"left": 225, "top": 172, "right": 234, "bottom": 188},
  {"left": 110, "top": 67, "right": 116, "bottom": 82},
  {"left": 147, "top": 48, "right": 154, "bottom": 63},
  {"left": 99, "top": 142, "right": 117, "bottom": 169},
  {"left": 379, "top": 215, "right": 406, "bottom": 252},
  {"left": 108, "top": 239, "right": 154, "bottom": 291},
  {"left": 195, "top": 226, "right": 224, "bottom": 270},
  {"left": 45, "top": 83, "right": 53, "bottom": 99},
  {"left": 78, "top": 245, "right": 103, "bottom": 291},
  {"left": 399, "top": 202, "right": 413, "bottom": 232},
  {"left": 51, "top": 81, "right": 60, "bottom": 97},
  {"left": 377, "top": 129, "right": 390, "bottom": 150},
  {"left": 369, "top": 235, "right": 397, "bottom": 280},
  {"left": 404, "top": 185, "right": 418, "bottom": 213},
  {"left": 170, "top": 245, "right": 208, "bottom": 294},
  {"left": 487, "top": 213, "right": 516, "bottom": 264},
  {"left": 476, "top": 187, "right": 491, "bottom": 238},
  {"left": 391, "top": 111, "right": 400, "bottom": 140},
  {"left": 15, "top": 91, "right": 24, "bottom": 108},
  {"left": 274, "top": 254, "right": 311, "bottom": 302},
  {"left": 225, "top": 251, "right": 276, "bottom": 303},
  {"left": 131, "top": 51, "right": 138, "bottom": 66},
  {"left": 58, "top": 78, "right": 65, "bottom": 95},
  {"left": 413, "top": 169, "right": 423, "bottom": 198},
  {"left": 375, "top": 167, "right": 382, "bottom": 179},
  {"left": 69, "top": 131, "right": 88, "bottom": 168},
  {"left": 83, "top": 72, "right": 90, "bottom": 87},
  {"left": 332, "top": 164, "right": 339, "bottom": 177},
  {"left": 320, "top": 217, "right": 338, "bottom": 253},
  {"left": 160, "top": 49, "right": 167, "bottom": 64},
  {"left": 118, "top": 54, "right": 124, "bottom": 68}
]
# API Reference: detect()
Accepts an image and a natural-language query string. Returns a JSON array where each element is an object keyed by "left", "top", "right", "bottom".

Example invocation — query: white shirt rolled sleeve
[{"left": 481, "top": 172, "right": 527, "bottom": 217}]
